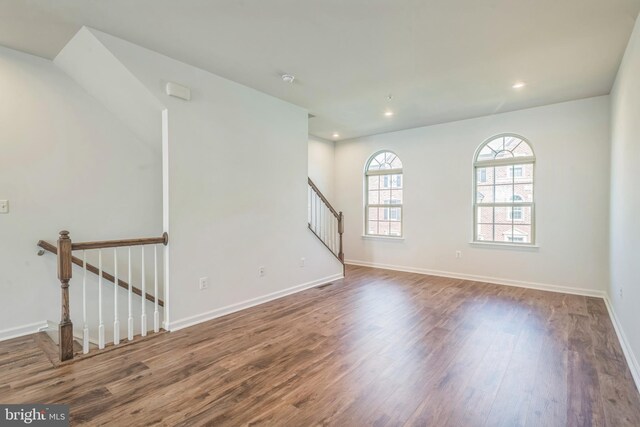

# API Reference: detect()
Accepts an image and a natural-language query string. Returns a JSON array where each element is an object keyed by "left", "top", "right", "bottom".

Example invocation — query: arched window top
[
  {"left": 475, "top": 135, "right": 534, "bottom": 164},
  {"left": 366, "top": 150, "right": 402, "bottom": 172}
]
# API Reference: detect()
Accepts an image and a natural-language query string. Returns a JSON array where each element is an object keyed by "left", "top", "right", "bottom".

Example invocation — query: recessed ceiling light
[
  {"left": 384, "top": 111, "right": 394, "bottom": 117},
  {"left": 332, "top": 133, "right": 340, "bottom": 138},
  {"left": 512, "top": 82, "right": 526, "bottom": 89},
  {"left": 281, "top": 74, "right": 295, "bottom": 83}
]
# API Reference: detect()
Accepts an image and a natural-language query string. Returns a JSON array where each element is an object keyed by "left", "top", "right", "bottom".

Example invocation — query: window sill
[
  {"left": 362, "top": 235, "right": 405, "bottom": 242},
  {"left": 469, "top": 241, "right": 539, "bottom": 251}
]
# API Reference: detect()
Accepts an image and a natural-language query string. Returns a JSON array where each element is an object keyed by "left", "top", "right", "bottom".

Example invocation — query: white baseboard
[
  {"left": 603, "top": 295, "right": 640, "bottom": 391},
  {"left": 0, "top": 321, "right": 49, "bottom": 342},
  {"left": 345, "top": 259, "right": 606, "bottom": 298},
  {"left": 169, "top": 273, "right": 344, "bottom": 332}
]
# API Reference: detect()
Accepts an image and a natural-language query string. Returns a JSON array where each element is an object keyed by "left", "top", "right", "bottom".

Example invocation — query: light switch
[{"left": 0, "top": 200, "right": 8, "bottom": 214}]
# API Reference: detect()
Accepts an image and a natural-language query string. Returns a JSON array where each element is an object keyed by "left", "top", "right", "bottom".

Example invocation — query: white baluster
[
  {"left": 113, "top": 248, "right": 120, "bottom": 345},
  {"left": 315, "top": 193, "right": 320, "bottom": 233},
  {"left": 153, "top": 245, "right": 159, "bottom": 333},
  {"left": 98, "top": 249, "right": 105, "bottom": 349},
  {"left": 128, "top": 247, "right": 133, "bottom": 341},
  {"left": 331, "top": 215, "right": 335, "bottom": 253},
  {"left": 82, "top": 251, "right": 89, "bottom": 354},
  {"left": 308, "top": 185, "right": 312, "bottom": 225},
  {"left": 320, "top": 203, "right": 324, "bottom": 241},
  {"left": 141, "top": 246, "right": 147, "bottom": 336},
  {"left": 311, "top": 190, "right": 315, "bottom": 231}
]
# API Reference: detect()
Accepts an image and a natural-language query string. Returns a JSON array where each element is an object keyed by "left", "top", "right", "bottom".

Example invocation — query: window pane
[
  {"left": 476, "top": 185, "right": 494, "bottom": 203},
  {"left": 477, "top": 223, "right": 493, "bottom": 241},
  {"left": 380, "top": 190, "right": 392, "bottom": 204},
  {"left": 510, "top": 207, "right": 523, "bottom": 221},
  {"left": 495, "top": 207, "right": 512, "bottom": 224},
  {"left": 368, "top": 207, "right": 379, "bottom": 221},
  {"left": 477, "top": 146, "right": 496, "bottom": 162},
  {"left": 515, "top": 206, "right": 532, "bottom": 223},
  {"left": 390, "top": 156, "right": 403, "bottom": 169},
  {"left": 488, "top": 137, "right": 504, "bottom": 152},
  {"left": 379, "top": 207, "right": 390, "bottom": 221},
  {"left": 368, "top": 176, "right": 380, "bottom": 190},
  {"left": 391, "top": 174, "right": 403, "bottom": 188},
  {"left": 368, "top": 191, "right": 379, "bottom": 204},
  {"left": 494, "top": 185, "right": 514, "bottom": 202},
  {"left": 378, "top": 222, "right": 391, "bottom": 236},
  {"left": 476, "top": 167, "right": 494, "bottom": 185},
  {"left": 494, "top": 165, "right": 513, "bottom": 184},
  {"left": 391, "top": 189, "right": 403, "bottom": 204},
  {"left": 390, "top": 222, "right": 401, "bottom": 236},
  {"left": 512, "top": 141, "right": 533, "bottom": 157},
  {"left": 389, "top": 208, "right": 401, "bottom": 221},
  {"left": 504, "top": 136, "right": 522, "bottom": 151},
  {"left": 513, "top": 225, "right": 532, "bottom": 243},
  {"left": 495, "top": 224, "right": 513, "bottom": 242},
  {"left": 514, "top": 163, "right": 534, "bottom": 182},
  {"left": 514, "top": 183, "right": 533, "bottom": 201},
  {"left": 477, "top": 206, "right": 494, "bottom": 224},
  {"left": 368, "top": 221, "right": 378, "bottom": 235}
]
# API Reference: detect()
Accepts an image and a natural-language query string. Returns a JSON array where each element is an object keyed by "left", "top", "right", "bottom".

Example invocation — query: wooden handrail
[
  {"left": 308, "top": 178, "right": 340, "bottom": 219},
  {"left": 307, "top": 178, "right": 344, "bottom": 266},
  {"left": 38, "top": 240, "right": 164, "bottom": 307},
  {"left": 71, "top": 232, "right": 168, "bottom": 251}
]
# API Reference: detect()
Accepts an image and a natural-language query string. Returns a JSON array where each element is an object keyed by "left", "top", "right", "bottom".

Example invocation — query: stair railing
[
  {"left": 308, "top": 178, "right": 344, "bottom": 264},
  {"left": 39, "top": 231, "right": 168, "bottom": 362}
]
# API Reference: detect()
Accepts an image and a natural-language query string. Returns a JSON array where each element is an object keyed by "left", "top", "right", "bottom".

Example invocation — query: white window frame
[
  {"left": 365, "top": 151, "right": 403, "bottom": 237},
  {"left": 473, "top": 134, "right": 536, "bottom": 245}
]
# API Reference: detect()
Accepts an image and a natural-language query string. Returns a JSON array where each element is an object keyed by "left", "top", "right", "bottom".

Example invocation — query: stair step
[{"left": 34, "top": 328, "right": 166, "bottom": 367}]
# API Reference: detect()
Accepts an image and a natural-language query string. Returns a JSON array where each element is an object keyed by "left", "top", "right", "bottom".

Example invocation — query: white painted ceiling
[{"left": 1, "top": 0, "right": 639, "bottom": 140}]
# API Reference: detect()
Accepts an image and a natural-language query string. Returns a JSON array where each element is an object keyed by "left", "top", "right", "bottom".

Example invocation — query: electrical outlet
[
  {"left": 0, "top": 200, "right": 8, "bottom": 214},
  {"left": 455, "top": 250, "right": 462, "bottom": 259},
  {"left": 300, "top": 257, "right": 306, "bottom": 267},
  {"left": 619, "top": 287, "right": 623, "bottom": 298},
  {"left": 259, "top": 266, "right": 265, "bottom": 277},
  {"left": 199, "top": 277, "right": 209, "bottom": 290}
]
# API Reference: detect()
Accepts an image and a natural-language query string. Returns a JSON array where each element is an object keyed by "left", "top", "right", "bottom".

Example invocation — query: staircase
[
  {"left": 37, "top": 231, "right": 168, "bottom": 363},
  {"left": 307, "top": 178, "right": 345, "bottom": 273},
  {"left": 35, "top": 179, "right": 340, "bottom": 365}
]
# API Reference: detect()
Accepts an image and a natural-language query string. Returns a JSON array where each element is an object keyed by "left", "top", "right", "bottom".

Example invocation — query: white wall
[
  {"left": 87, "top": 29, "right": 343, "bottom": 329},
  {"left": 610, "top": 14, "right": 640, "bottom": 384},
  {"left": 335, "top": 96, "right": 611, "bottom": 294},
  {"left": 0, "top": 45, "right": 162, "bottom": 339},
  {"left": 308, "top": 136, "right": 336, "bottom": 200}
]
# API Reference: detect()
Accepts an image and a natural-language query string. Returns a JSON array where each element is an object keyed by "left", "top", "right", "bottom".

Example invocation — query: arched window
[
  {"left": 365, "top": 151, "right": 403, "bottom": 237},
  {"left": 474, "top": 135, "right": 535, "bottom": 244}
]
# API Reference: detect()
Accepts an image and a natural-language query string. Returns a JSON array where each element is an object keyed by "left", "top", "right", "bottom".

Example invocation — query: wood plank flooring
[{"left": 1, "top": 265, "right": 639, "bottom": 426}]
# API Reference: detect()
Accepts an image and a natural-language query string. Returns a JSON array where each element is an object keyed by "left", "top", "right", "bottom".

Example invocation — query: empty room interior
[{"left": 2, "top": 0, "right": 640, "bottom": 425}]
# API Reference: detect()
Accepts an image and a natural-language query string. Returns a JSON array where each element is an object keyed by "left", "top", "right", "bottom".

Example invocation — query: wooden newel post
[
  {"left": 338, "top": 212, "right": 344, "bottom": 263},
  {"left": 57, "top": 230, "right": 74, "bottom": 362}
]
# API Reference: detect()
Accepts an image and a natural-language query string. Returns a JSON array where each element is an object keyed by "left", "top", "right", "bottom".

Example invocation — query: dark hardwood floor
[{"left": 1, "top": 265, "right": 639, "bottom": 426}]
